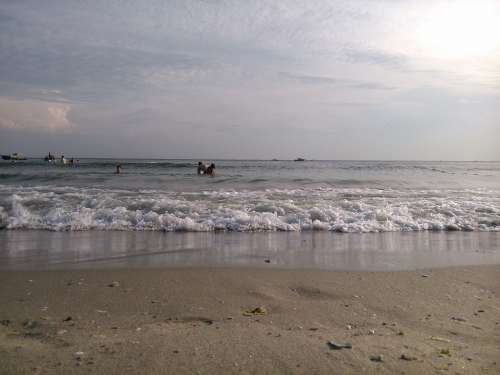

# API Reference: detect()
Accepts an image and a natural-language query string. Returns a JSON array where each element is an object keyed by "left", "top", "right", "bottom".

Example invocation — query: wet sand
[
  {"left": 1, "top": 265, "right": 499, "bottom": 374},
  {"left": 2, "top": 231, "right": 500, "bottom": 271}
]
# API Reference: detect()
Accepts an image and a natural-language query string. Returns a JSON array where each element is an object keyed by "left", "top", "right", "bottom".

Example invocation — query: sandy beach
[
  {"left": 1, "top": 265, "right": 499, "bottom": 374},
  {"left": 2, "top": 0, "right": 500, "bottom": 374}
]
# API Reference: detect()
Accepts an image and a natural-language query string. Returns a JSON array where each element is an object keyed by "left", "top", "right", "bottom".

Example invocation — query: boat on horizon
[
  {"left": 294, "top": 157, "right": 306, "bottom": 162},
  {"left": 1, "top": 153, "right": 27, "bottom": 161}
]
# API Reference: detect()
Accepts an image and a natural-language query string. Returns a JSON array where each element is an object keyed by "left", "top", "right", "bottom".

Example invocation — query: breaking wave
[{"left": 0, "top": 185, "right": 499, "bottom": 232}]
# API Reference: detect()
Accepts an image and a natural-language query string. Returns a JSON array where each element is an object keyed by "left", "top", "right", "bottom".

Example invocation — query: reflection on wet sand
[{"left": 1, "top": 230, "right": 499, "bottom": 271}]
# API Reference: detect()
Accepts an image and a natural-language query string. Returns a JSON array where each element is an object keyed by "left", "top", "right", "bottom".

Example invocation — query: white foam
[{"left": 0, "top": 185, "right": 499, "bottom": 232}]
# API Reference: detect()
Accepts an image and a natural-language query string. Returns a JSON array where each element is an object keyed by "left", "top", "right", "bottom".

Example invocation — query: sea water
[{"left": 1, "top": 159, "right": 499, "bottom": 233}]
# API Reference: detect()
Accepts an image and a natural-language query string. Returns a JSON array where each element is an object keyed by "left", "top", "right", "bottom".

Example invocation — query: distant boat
[
  {"left": 294, "top": 157, "right": 305, "bottom": 162},
  {"left": 1, "top": 153, "right": 26, "bottom": 161}
]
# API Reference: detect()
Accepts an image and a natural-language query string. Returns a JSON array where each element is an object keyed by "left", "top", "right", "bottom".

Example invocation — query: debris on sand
[
  {"left": 63, "top": 316, "right": 72, "bottom": 322},
  {"left": 327, "top": 340, "right": 352, "bottom": 350},
  {"left": 400, "top": 353, "right": 417, "bottom": 361},
  {"left": 73, "top": 351, "right": 85, "bottom": 360},
  {"left": 0, "top": 319, "right": 11, "bottom": 327},
  {"left": 430, "top": 336, "right": 450, "bottom": 343},
  {"left": 165, "top": 317, "right": 214, "bottom": 325},
  {"left": 108, "top": 281, "right": 120, "bottom": 288},
  {"left": 243, "top": 307, "right": 267, "bottom": 316},
  {"left": 451, "top": 316, "right": 467, "bottom": 322},
  {"left": 370, "top": 355, "right": 383, "bottom": 362},
  {"left": 23, "top": 319, "right": 38, "bottom": 329},
  {"left": 439, "top": 348, "right": 451, "bottom": 357}
]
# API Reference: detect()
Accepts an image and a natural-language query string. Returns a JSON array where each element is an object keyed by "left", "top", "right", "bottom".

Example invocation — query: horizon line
[{"left": 5, "top": 157, "right": 500, "bottom": 163}]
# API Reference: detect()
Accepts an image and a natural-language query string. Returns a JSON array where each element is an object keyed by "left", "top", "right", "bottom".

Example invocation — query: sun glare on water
[{"left": 417, "top": 1, "right": 500, "bottom": 60}]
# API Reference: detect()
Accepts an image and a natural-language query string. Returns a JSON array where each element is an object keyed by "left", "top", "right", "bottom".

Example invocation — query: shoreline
[
  {"left": 1, "top": 265, "right": 499, "bottom": 374},
  {"left": 2, "top": 230, "right": 500, "bottom": 272}
]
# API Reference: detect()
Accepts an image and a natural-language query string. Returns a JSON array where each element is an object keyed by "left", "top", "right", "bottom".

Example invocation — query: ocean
[{"left": 0, "top": 159, "right": 499, "bottom": 233}]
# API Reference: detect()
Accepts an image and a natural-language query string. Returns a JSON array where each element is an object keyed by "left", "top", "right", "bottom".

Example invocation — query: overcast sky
[{"left": 0, "top": 0, "right": 499, "bottom": 160}]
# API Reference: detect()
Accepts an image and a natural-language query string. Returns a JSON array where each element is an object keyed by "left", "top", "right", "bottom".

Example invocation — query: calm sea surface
[{"left": 0, "top": 159, "right": 499, "bottom": 232}]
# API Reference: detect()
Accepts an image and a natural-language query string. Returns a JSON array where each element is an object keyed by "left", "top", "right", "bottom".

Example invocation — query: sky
[{"left": 0, "top": 0, "right": 499, "bottom": 160}]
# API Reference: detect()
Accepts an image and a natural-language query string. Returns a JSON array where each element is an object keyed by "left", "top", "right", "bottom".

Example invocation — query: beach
[
  {"left": 1, "top": 265, "right": 499, "bottom": 374},
  {"left": 2, "top": 0, "right": 500, "bottom": 372},
  {"left": 1, "top": 160, "right": 499, "bottom": 373}
]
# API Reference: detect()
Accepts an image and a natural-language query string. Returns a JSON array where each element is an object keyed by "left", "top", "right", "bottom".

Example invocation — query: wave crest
[{"left": 0, "top": 185, "right": 499, "bottom": 233}]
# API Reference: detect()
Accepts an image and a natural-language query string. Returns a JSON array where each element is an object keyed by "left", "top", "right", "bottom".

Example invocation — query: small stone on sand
[
  {"left": 23, "top": 319, "right": 38, "bottom": 329},
  {"left": 370, "top": 355, "right": 383, "bottom": 362},
  {"left": 73, "top": 351, "right": 85, "bottom": 360},
  {"left": 243, "top": 306, "right": 267, "bottom": 316},
  {"left": 400, "top": 353, "right": 417, "bottom": 361}
]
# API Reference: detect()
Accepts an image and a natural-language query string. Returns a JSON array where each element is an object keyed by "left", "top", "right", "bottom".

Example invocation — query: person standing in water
[
  {"left": 197, "top": 161, "right": 206, "bottom": 175},
  {"left": 116, "top": 164, "right": 122, "bottom": 174},
  {"left": 205, "top": 163, "right": 215, "bottom": 176}
]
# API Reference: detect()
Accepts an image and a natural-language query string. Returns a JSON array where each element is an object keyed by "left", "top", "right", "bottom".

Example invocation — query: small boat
[
  {"left": 2, "top": 153, "right": 26, "bottom": 161},
  {"left": 294, "top": 157, "right": 305, "bottom": 162}
]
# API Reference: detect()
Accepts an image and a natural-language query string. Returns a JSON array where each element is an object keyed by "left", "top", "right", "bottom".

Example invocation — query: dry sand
[{"left": 1, "top": 266, "right": 499, "bottom": 374}]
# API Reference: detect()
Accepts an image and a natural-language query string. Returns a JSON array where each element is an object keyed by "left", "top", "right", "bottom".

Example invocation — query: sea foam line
[{"left": 0, "top": 185, "right": 499, "bottom": 232}]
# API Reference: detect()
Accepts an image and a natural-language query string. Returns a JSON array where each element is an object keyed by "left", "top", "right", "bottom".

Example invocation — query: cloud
[
  {"left": 0, "top": 1, "right": 498, "bottom": 160},
  {"left": 343, "top": 47, "right": 406, "bottom": 68},
  {"left": 0, "top": 97, "right": 74, "bottom": 131},
  {"left": 280, "top": 72, "right": 396, "bottom": 90}
]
